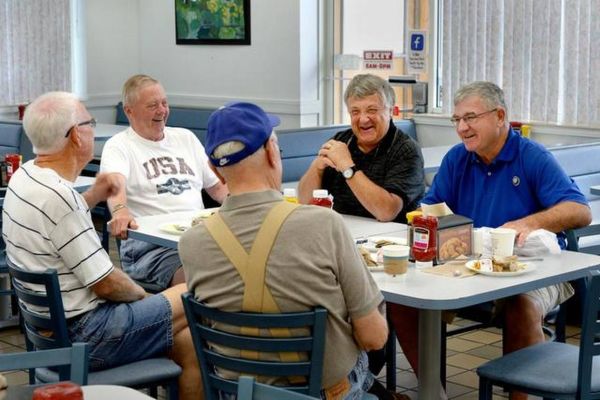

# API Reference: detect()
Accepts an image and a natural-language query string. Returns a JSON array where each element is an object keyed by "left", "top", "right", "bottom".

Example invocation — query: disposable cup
[
  {"left": 490, "top": 228, "right": 516, "bottom": 258},
  {"left": 382, "top": 245, "right": 410, "bottom": 276},
  {"left": 472, "top": 228, "right": 484, "bottom": 255}
]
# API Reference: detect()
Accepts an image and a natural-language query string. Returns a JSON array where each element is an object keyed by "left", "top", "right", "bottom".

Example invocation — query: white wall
[{"left": 83, "top": 0, "right": 322, "bottom": 128}]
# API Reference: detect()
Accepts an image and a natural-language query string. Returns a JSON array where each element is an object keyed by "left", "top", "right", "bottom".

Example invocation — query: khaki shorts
[{"left": 443, "top": 282, "right": 574, "bottom": 324}]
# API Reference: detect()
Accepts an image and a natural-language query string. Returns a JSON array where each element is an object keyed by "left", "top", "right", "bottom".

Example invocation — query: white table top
[
  {"left": 127, "top": 209, "right": 406, "bottom": 249},
  {"left": 94, "top": 123, "right": 125, "bottom": 142},
  {"left": 82, "top": 385, "right": 154, "bottom": 399}
]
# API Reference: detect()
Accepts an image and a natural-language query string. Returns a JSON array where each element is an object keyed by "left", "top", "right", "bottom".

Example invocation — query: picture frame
[{"left": 175, "top": 0, "right": 250, "bottom": 45}]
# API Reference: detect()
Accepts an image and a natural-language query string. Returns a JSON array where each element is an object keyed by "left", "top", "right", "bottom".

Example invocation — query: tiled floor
[{"left": 0, "top": 317, "right": 582, "bottom": 399}]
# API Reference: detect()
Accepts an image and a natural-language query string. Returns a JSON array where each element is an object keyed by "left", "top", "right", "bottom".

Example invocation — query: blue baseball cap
[{"left": 205, "top": 102, "right": 280, "bottom": 167}]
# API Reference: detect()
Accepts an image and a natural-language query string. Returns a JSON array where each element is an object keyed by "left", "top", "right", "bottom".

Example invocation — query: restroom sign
[
  {"left": 407, "top": 31, "right": 427, "bottom": 74},
  {"left": 363, "top": 50, "right": 393, "bottom": 70}
]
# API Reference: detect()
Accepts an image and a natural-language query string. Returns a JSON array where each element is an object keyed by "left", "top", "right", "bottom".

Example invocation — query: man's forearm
[
  {"left": 522, "top": 201, "right": 591, "bottom": 232},
  {"left": 298, "top": 162, "right": 325, "bottom": 204},
  {"left": 346, "top": 172, "right": 403, "bottom": 221},
  {"left": 92, "top": 268, "right": 146, "bottom": 302}
]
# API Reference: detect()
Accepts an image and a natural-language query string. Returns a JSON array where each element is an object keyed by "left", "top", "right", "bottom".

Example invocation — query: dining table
[
  {"left": 127, "top": 208, "right": 600, "bottom": 399},
  {"left": 5, "top": 384, "right": 154, "bottom": 400}
]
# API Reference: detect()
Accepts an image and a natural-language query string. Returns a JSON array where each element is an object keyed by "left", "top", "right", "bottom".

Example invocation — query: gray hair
[
  {"left": 122, "top": 74, "right": 161, "bottom": 107},
  {"left": 344, "top": 74, "right": 395, "bottom": 109},
  {"left": 22, "top": 91, "right": 79, "bottom": 155},
  {"left": 454, "top": 81, "right": 507, "bottom": 112}
]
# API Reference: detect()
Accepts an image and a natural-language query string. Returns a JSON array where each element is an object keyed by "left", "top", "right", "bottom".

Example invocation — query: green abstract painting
[{"left": 175, "top": 0, "right": 250, "bottom": 45}]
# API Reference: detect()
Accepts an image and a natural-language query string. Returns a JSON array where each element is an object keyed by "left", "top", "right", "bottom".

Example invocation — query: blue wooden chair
[
  {"left": 237, "top": 376, "right": 316, "bottom": 400},
  {"left": 7, "top": 258, "right": 181, "bottom": 399},
  {"left": 182, "top": 293, "right": 327, "bottom": 400},
  {"left": 0, "top": 343, "right": 89, "bottom": 385},
  {"left": 477, "top": 268, "right": 600, "bottom": 399}
]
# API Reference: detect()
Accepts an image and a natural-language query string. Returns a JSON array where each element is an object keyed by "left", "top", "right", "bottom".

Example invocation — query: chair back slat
[
  {"left": 182, "top": 293, "right": 327, "bottom": 400},
  {"left": 237, "top": 376, "right": 315, "bottom": 400},
  {"left": 204, "top": 350, "right": 311, "bottom": 376},
  {"left": 577, "top": 270, "right": 600, "bottom": 399},
  {"left": 0, "top": 343, "right": 89, "bottom": 385},
  {"left": 196, "top": 324, "right": 315, "bottom": 352}
]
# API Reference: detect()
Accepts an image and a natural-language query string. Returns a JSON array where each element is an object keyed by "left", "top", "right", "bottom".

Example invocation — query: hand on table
[
  {"left": 108, "top": 208, "right": 138, "bottom": 240},
  {"left": 501, "top": 219, "right": 535, "bottom": 247}
]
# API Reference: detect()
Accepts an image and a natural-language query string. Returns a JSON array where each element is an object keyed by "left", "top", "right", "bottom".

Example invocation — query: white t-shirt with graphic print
[{"left": 100, "top": 127, "right": 219, "bottom": 218}]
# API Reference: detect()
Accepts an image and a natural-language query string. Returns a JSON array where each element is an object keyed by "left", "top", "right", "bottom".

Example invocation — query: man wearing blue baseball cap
[{"left": 180, "top": 102, "right": 393, "bottom": 400}]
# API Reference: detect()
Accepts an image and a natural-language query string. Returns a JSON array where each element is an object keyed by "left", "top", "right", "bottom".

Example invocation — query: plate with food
[
  {"left": 465, "top": 257, "right": 535, "bottom": 277},
  {"left": 159, "top": 222, "right": 192, "bottom": 235},
  {"left": 358, "top": 246, "right": 385, "bottom": 272},
  {"left": 362, "top": 236, "right": 407, "bottom": 252},
  {"left": 190, "top": 209, "right": 217, "bottom": 226}
]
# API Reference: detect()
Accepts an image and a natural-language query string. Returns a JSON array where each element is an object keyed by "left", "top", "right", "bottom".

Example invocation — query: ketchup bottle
[
  {"left": 412, "top": 215, "right": 438, "bottom": 268},
  {"left": 310, "top": 189, "right": 333, "bottom": 208},
  {"left": 33, "top": 382, "right": 83, "bottom": 400}
]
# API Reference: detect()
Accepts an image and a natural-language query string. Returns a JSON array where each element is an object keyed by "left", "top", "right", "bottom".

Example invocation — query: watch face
[{"left": 343, "top": 168, "right": 354, "bottom": 179}]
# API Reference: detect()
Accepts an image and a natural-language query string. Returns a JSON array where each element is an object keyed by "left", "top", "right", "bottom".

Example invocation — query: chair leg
[
  {"left": 385, "top": 313, "right": 397, "bottom": 391},
  {"left": 555, "top": 304, "right": 567, "bottom": 343},
  {"left": 478, "top": 377, "right": 493, "bottom": 400},
  {"left": 167, "top": 380, "right": 179, "bottom": 400},
  {"left": 440, "top": 323, "right": 447, "bottom": 389}
]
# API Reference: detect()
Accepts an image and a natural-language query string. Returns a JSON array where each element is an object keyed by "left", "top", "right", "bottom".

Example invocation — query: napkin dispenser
[{"left": 436, "top": 214, "right": 473, "bottom": 263}]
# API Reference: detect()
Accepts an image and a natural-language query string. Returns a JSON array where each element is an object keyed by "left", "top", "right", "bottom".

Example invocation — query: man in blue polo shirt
[{"left": 389, "top": 81, "right": 591, "bottom": 400}]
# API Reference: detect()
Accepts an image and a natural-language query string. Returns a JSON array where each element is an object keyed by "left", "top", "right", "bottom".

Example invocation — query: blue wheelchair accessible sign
[{"left": 407, "top": 30, "right": 427, "bottom": 74}]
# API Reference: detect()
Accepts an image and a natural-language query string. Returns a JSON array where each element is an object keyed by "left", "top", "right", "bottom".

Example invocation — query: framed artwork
[{"left": 175, "top": 0, "right": 250, "bottom": 45}]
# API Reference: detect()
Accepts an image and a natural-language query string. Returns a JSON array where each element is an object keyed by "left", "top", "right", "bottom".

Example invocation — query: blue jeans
[
  {"left": 120, "top": 238, "right": 181, "bottom": 290},
  {"left": 67, "top": 293, "right": 173, "bottom": 370},
  {"left": 220, "top": 351, "right": 373, "bottom": 400}
]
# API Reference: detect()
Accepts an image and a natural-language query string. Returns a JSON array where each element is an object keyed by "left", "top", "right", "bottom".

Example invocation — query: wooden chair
[
  {"left": 0, "top": 343, "right": 89, "bottom": 385},
  {"left": 182, "top": 293, "right": 327, "bottom": 400},
  {"left": 477, "top": 268, "right": 600, "bottom": 399},
  {"left": 7, "top": 259, "right": 181, "bottom": 398},
  {"left": 237, "top": 376, "right": 316, "bottom": 400}
]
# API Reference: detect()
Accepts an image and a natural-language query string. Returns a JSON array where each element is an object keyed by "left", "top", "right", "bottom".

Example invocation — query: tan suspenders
[{"left": 203, "top": 201, "right": 301, "bottom": 362}]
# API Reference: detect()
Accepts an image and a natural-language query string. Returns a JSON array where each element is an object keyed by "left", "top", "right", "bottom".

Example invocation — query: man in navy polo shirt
[{"left": 389, "top": 81, "right": 591, "bottom": 400}]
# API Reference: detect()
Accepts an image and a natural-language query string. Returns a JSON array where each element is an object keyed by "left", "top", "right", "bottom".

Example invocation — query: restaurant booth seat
[
  {"left": 7, "top": 259, "right": 181, "bottom": 399},
  {"left": 477, "top": 268, "right": 600, "bottom": 399}
]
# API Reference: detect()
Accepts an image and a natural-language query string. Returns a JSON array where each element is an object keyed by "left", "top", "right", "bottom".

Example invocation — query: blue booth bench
[{"left": 0, "top": 120, "right": 34, "bottom": 162}]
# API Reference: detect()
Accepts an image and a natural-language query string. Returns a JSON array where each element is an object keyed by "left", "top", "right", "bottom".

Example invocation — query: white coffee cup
[
  {"left": 490, "top": 228, "right": 517, "bottom": 258},
  {"left": 472, "top": 228, "right": 484, "bottom": 255},
  {"left": 382, "top": 245, "right": 410, "bottom": 275}
]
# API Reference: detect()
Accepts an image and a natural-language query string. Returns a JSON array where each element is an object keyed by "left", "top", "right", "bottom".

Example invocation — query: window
[
  {"left": 438, "top": 0, "right": 600, "bottom": 127},
  {"left": 0, "top": 0, "right": 72, "bottom": 107}
]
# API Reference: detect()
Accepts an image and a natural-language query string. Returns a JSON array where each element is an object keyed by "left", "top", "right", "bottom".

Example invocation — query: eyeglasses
[
  {"left": 450, "top": 108, "right": 497, "bottom": 127},
  {"left": 65, "top": 118, "right": 97, "bottom": 137}
]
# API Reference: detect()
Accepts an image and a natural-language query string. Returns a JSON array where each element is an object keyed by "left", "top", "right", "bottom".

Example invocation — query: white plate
[
  {"left": 362, "top": 236, "right": 407, "bottom": 252},
  {"left": 159, "top": 221, "right": 192, "bottom": 235},
  {"left": 465, "top": 260, "right": 535, "bottom": 277}
]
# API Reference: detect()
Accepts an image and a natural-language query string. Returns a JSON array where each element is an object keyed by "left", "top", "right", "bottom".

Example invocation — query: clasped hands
[{"left": 316, "top": 140, "right": 354, "bottom": 172}]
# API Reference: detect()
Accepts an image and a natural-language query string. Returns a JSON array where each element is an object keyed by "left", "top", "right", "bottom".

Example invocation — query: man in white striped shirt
[{"left": 2, "top": 92, "right": 202, "bottom": 400}]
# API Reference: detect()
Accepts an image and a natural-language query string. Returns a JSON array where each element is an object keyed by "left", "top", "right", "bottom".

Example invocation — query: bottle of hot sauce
[
  {"left": 412, "top": 215, "right": 438, "bottom": 268},
  {"left": 310, "top": 189, "right": 333, "bottom": 208},
  {"left": 33, "top": 382, "right": 83, "bottom": 400}
]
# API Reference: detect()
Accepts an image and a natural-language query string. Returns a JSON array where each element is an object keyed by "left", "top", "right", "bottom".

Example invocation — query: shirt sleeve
[
  {"left": 383, "top": 138, "right": 425, "bottom": 205},
  {"left": 50, "top": 210, "right": 114, "bottom": 287},
  {"left": 528, "top": 147, "right": 589, "bottom": 208},
  {"left": 331, "top": 213, "right": 384, "bottom": 319},
  {"left": 100, "top": 136, "right": 131, "bottom": 179},
  {"left": 191, "top": 134, "right": 220, "bottom": 189}
]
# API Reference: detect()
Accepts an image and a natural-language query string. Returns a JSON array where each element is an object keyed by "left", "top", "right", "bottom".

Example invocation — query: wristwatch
[{"left": 342, "top": 165, "right": 359, "bottom": 180}]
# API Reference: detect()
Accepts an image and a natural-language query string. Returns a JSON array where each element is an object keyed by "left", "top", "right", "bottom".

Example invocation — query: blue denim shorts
[
  {"left": 67, "top": 293, "right": 173, "bottom": 370},
  {"left": 320, "top": 351, "right": 374, "bottom": 400},
  {"left": 120, "top": 238, "right": 181, "bottom": 290},
  {"left": 220, "top": 352, "right": 373, "bottom": 400}
]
